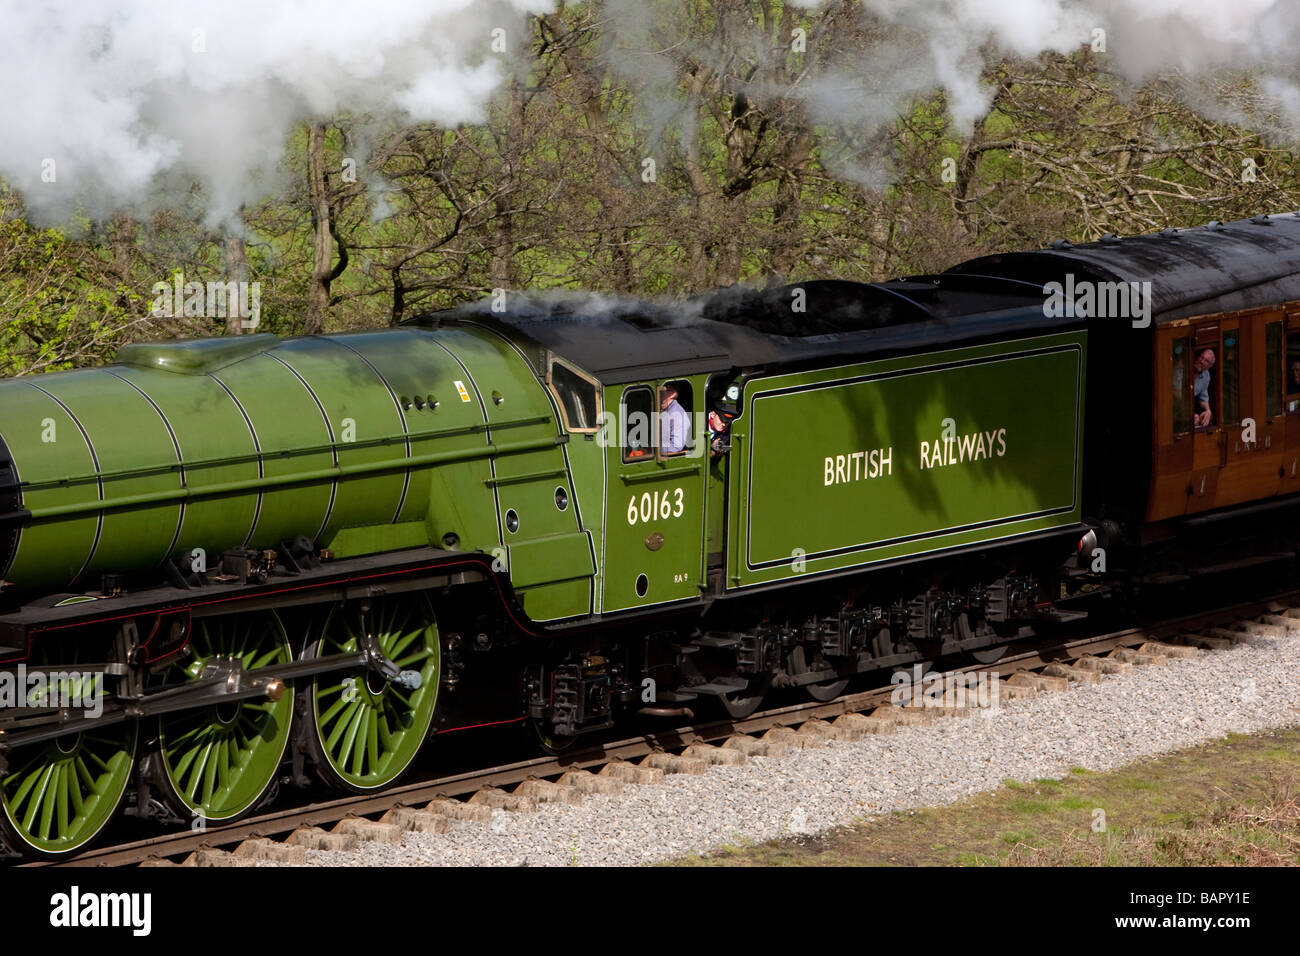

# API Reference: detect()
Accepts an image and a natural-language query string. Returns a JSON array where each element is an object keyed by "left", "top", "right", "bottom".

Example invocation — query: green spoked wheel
[
  {"left": 155, "top": 611, "right": 295, "bottom": 823},
  {"left": 305, "top": 594, "right": 440, "bottom": 792},
  {"left": 0, "top": 640, "right": 136, "bottom": 858}
]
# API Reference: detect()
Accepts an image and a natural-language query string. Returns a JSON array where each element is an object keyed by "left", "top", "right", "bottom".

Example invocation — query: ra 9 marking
[{"left": 626, "top": 487, "right": 685, "bottom": 525}]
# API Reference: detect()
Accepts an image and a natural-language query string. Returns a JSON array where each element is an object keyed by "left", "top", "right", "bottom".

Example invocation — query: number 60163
[{"left": 627, "top": 487, "right": 684, "bottom": 525}]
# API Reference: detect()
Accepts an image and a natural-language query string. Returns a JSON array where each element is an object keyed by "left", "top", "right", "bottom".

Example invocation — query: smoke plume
[
  {"left": 603, "top": 0, "right": 1300, "bottom": 185},
  {"left": 0, "top": 0, "right": 550, "bottom": 227},
  {"left": 5, "top": 0, "right": 1300, "bottom": 227}
]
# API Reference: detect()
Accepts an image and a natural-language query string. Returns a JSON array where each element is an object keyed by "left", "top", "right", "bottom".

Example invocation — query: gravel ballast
[{"left": 294, "top": 633, "right": 1300, "bottom": 866}]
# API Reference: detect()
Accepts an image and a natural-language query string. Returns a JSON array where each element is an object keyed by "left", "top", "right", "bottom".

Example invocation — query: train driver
[
  {"left": 1192, "top": 348, "right": 1215, "bottom": 428},
  {"left": 660, "top": 383, "right": 691, "bottom": 455},
  {"left": 707, "top": 384, "right": 740, "bottom": 458}
]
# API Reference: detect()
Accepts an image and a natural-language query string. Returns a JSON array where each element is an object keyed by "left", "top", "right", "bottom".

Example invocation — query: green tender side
[{"left": 726, "top": 330, "right": 1087, "bottom": 589}]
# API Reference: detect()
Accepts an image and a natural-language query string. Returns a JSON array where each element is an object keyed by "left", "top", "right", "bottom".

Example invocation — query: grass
[{"left": 671, "top": 726, "right": 1300, "bottom": 866}]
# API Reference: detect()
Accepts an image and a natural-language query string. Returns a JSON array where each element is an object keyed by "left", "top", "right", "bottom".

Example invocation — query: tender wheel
[
  {"left": 304, "top": 594, "right": 440, "bottom": 792},
  {"left": 969, "top": 644, "right": 1009, "bottom": 664},
  {"left": 0, "top": 635, "right": 136, "bottom": 858},
  {"left": 154, "top": 611, "right": 295, "bottom": 824},
  {"left": 789, "top": 645, "right": 849, "bottom": 702},
  {"left": 958, "top": 613, "right": 1009, "bottom": 664},
  {"left": 717, "top": 677, "right": 768, "bottom": 719}
]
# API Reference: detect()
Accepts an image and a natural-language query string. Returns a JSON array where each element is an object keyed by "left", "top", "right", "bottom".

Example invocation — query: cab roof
[{"left": 414, "top": 275, "right": 1064, "bottom": 384}]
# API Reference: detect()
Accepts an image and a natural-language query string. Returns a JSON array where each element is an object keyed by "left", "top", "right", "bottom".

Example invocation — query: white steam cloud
[
  {"left": 600, "top": 0, "right": 1300, "bottom": 188},
  {"left": 4, "top": 0, "right": 1300, "bottom": 228},
  {"left": 785, "top": 0, "right": 1300, "bottom": 133},
  {"left": 0, "top": 0, "right": 551, "bottom": 226}
]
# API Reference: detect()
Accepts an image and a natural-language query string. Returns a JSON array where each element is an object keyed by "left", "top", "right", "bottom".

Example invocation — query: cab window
[
  {"left": 547, "top": 358, "right": 600, "bottom": 432},
  {"left": 657, "top": 379, "right": 693, "bottom": 458},
  {"left": 621, "top": 386, "right": 654, "bottom": 462}
]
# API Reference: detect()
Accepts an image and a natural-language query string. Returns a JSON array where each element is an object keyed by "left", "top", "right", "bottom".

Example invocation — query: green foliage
[
  {"left": 0, "top": 214, "right": 137, "bottom": 375},
  {"left": 4, "top": 4, "right": 1300, "bottom": 372}
]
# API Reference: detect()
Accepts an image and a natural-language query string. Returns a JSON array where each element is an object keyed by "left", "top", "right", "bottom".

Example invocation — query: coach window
[
  {"left": 547, "top": 357, "right": 601, "bottom": 433},
  {"left": 1222, "top": 331, "right": 1241, "bottom": 425},
  {"left": 1189, "top": 326, "right": 1219, "bottom": 431},
  {"left": 1172, "top": 336, "right": 1191, "bottom": 436},
  {"left": 1266, "top": 321, "right": 1283, "bottom": 419},
  {"left": 1287, "top": 332, "right": 1300, "bottom": 414},
  {"left": 622, "top": 386, "right": 655, "bottom": 462},
  {"left": 658, "top": 380, "right": 693, "bottom": 458}
]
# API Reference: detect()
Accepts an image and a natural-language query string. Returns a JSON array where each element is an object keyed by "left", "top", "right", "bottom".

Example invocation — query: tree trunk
[
  {"left": 767, "top": 126, "right": 814, "bottom": 280},
  {"left": 490, "top": 79, "right": 525, "bottom": 290},
  {"left": 109, "top": 214, "right": 136, "bottom": 315},
  {"left": 306, "top": 122, "right": 333, "bottom": 334},
  {"left": 682, "top": 70, "right": 713, "bottom": 292},
  {"left": 224, "top": 230, "right": 248, "bottom": 335}
]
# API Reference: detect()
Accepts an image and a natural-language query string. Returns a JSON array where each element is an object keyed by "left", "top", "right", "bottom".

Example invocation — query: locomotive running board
[{"left": 0, "top": 546, "right": 493, "bottom": 656}]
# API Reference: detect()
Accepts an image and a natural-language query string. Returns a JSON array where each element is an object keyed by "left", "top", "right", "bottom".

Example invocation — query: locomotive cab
[{"left": 599, "top": 375, "right": 711, "bottom": 614}]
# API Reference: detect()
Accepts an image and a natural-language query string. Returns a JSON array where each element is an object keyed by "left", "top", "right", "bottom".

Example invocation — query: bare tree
[
  {"left": 224, "top": 227, "right": 249, "bottom": 336},
  {"left": 305, "top": 122, "right": 349, "bottom": 333}
]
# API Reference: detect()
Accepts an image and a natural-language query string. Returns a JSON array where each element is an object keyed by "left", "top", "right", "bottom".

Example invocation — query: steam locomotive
[{"left": 4, "top": 210, "right": 1300, "bottom": 857}]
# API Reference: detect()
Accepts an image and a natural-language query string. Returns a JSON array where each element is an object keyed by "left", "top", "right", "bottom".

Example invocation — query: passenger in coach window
[
  {"left": 1192, "top": 348, "right": 1215, "bottom": 428},
  {"left": 660, "top": 384, "right": 691, "bottom": 454}
]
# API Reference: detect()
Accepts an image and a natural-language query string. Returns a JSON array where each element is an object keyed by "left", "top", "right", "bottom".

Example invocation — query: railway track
[{"left": 24, "top": 588, "right": 1300, "bottom": 868}]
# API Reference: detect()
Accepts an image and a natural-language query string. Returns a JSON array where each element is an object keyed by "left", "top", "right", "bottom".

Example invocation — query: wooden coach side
[{"left": 1148, "top": 302, "right": 1300, "bottom": 521}]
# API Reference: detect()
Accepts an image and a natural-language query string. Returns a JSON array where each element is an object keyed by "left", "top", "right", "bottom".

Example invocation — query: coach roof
[{"left": 950, "top": 211, "right": 1300, "bottom": 323}]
